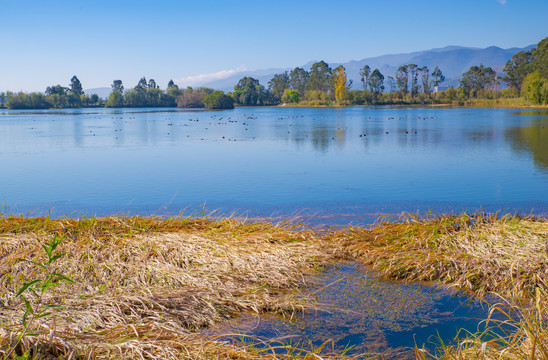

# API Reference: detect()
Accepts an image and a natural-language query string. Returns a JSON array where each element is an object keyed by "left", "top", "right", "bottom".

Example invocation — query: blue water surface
[{"left": 1, "top": 106, "right": 547, "bottom": 224}]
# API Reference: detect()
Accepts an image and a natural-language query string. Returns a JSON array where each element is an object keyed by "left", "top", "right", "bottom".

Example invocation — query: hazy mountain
[
  {"left": 84, "top": 44, "right": 535, "bottom": 94},
  {"left": 196, "top": 44, "right": 534, "bottom": 91}
]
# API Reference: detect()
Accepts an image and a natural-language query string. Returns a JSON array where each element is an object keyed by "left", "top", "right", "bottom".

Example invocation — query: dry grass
[
  {"left": 0, "top": 215, "right": 345, "bottom": 359},
  {"left": 1, "top": 213, "right": 547, "bottom": 359}
]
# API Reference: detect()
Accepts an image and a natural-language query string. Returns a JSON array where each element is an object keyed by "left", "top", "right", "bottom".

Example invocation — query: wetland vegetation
[{"left": 0, "top": 213, "right": 546, "bottom": 359}]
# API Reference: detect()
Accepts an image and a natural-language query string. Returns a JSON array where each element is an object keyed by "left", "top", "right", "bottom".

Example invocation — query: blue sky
[{"left": 0, "top": 0, "right": 546, "bottom": 92}]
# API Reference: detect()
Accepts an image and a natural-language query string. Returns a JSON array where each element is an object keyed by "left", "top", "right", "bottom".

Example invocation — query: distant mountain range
[{"left": 85, "top": 44, "right": 534, "bottom": 96}]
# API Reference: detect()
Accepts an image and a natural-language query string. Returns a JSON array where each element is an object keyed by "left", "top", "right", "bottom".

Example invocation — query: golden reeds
[{"left": 0, "top": 215, "right": 344, "bottom": 359}]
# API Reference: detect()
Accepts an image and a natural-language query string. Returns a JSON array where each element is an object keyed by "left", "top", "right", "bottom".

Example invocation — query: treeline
[
  {"left": 2, "top": 37, "right": 546, "bottom": 110},
  {"left": 0, "top": 76, "right": 101, "bottom": 109},
  {"left": 232, "top": 61, "right": 447, "bottom": 106}
]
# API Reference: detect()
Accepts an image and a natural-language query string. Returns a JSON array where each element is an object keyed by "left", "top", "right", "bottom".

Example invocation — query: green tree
[
  {"left": 503, "top": 50, "right": 535, "bottom": 93},
  {"left": 203, "top": 90, "right": 234, "bottom": 109},
  {"left": 148, "top": 79, "right": 157, "bottom": 89},
  {"left": 367, "top": 69, "right": 385, "bottom": 102},
  {"left": 460, "top": 64, "right": 496, "bottom": 98},
  {"left": 408, "top": 64, "right": 419, "bottom": 98},
  {"left": 396, "top": 65, "right": 408, "bottom": 98},
  {"left": 431, "top": 66, "right": 445, "bottom": 92},
  {"left": 306, "top": 61, "right": 332, "bottom": 94},
  {"left": 289, "top": 67, "right": 309, "bottom": 96},
  {"left": 111, "top": 80, "right": 124, "bottom": 93},
  {"left": 234, "top": 76, "right": 263, "bottom": 105},
  {"left": 420, "top": 66, "right": 430, "bottom": 94},
  {"left": 167, "top": 79, "right": 178, "bottom": 89},
  {"left": 268, "top": 72, "right": 290, "bottom": 101},
  {"left": 360, "top": 65, "right": 371, "bottom": 91},
  {"left": 533, "top": 37, "right": 548, "bottom": 78},
  {"left": 45, "top": 85, "right": 67, "bottom": 96},
  {"left": 69, "top": 75, "right": 83, "bottom": 96}
]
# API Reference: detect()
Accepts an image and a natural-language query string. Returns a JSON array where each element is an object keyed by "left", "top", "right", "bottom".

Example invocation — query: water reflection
[
  {"left": 506, "top": 113, "right": 548, "bottom": 170},
  {"left": 0, "top": 107, "right": 547, "bottom": 219}
]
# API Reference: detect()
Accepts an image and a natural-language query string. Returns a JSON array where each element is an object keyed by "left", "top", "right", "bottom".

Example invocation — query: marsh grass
[
  {"left": 1, "top": 213, "right": 547, "bottom": 359},
  {"left": 0, "top": 215, "right": 345, "bottom": 359}
]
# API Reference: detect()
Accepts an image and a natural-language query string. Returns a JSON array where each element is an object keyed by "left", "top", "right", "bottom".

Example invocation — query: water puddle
[{"left": 207, "top": 263, "right": 507, "bottom": 358}]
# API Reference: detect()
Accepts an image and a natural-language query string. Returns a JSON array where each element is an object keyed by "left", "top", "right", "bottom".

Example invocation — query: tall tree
[
  {"left": 268, "top": 72, "right": 290, "bottom": 100},
  {"left": 420, "top": 66, "right": 430, "bottom": 94},
  {"left": 148, "top": 79, "right": 157, "bottom": 89},
  {"left": 367, "top": 69, "right": 385, "bottom": 102},
  {"left": 306, "top": 61, "right": 332, "bottom": 93},
  {"left": 167, "top": 79, "right": 178, "bottom": 89},
  {"left": 533, "top": 37, "right": 548, "bottom": 78},
  {"left": 460, "top": 64, "right": 497, "bottom": 97},
  {"left": 136, "top": 77, "right": 147, "bottom": 89},
  {"left": 396, "top": 65, "right": 408, "bottom": 97},
  {"left": 234, "top": 76, "right": 263, "bottom": 105},
  {"left": 431, "top": 66, "right": 445, "bottom": 92},
  {"left": 408, "top": 64, "right": 419, "bottom": 98},
  {"left": 69, "top": 75, "right": 83, "bottom": 96},
  {"left": 502, "top": 50, "right": 535, "bottom": 92},
  {"left": 111, "top": 80, "right": 124, "bottom": 93},
  {"left": 360, "top": 65, "right": 371, "bottom": 91},
  {"left": 289, "top": 67, "right": 309, "bottom": 96}
]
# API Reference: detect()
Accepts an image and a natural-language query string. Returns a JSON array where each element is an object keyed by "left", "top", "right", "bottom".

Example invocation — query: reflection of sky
[{"left": 0, "top": 107, "right": 547, "bottom": 221}]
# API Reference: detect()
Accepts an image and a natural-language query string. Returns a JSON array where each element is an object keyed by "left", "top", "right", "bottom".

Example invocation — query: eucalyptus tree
[
  {"left": 111, "top": 80, "right": 124, "bottom": 93},
  {"left": 503, "top": 50, "right": 535, "bottom": 93},
  {"left": 69, "top": 76, "right": 83, "bottom": 96},
  {"left": 396, "top": 65, "right": 408, "bottom": 97},
  {"left": 360, "top": 65, "right": 371, "bottom": 91},
  {"left": 367, "top": 69, "right": 385, "bottom": 102},
  {"left": 289, "top": 67, "right": 309, "bottom": 96},
  {"left": 234, "top": 76, "right": 263, "bottom": 105},
  {"left": 407, "top": 64, "right": 419, "bottom": 98},
  {"left": 420, "top": 66, "right": 430, "bottom": 94},
  {"left": 460, "top": 64, "right": 497, "bottom": 97},
  {"left": 268, "top": 71, "right": 290, "bottom": 101},
  {"left": 431, "top": 66, "right": 445, "bottom": 92},
  {"left": 306, "top": 61, "right": 332, "bottom": 94}
]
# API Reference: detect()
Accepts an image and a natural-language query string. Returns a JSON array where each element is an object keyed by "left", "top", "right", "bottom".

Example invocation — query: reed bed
[{"left": 0, "top": 215, "right": 345, "bottom": 359}]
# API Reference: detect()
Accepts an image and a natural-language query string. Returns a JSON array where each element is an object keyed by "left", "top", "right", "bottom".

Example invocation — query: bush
[{"left": 203, "top": 91, "right": 234, "bottom": 109}]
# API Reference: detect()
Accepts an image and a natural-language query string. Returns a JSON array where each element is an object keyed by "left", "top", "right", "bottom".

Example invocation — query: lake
[
  {"left": 1, "top": 106, "right": 547, "bottom": 223},
  {"left": 1, "top": 106, "right": 541, "bottom": 356}
]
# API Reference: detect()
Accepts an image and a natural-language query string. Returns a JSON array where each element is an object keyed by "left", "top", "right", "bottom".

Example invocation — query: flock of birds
[{"left": 26, "top": 112, "right": 440, "bottom": 143}]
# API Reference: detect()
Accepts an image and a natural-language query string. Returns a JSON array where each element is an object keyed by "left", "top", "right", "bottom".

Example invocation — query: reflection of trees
[{"left": 506, "top": 121, "right": 548, "bottom": 170}]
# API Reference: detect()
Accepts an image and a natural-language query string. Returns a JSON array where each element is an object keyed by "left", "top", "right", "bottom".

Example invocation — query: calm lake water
[{"left": 1, "top": 106, "right": 547, "bottom": 223}]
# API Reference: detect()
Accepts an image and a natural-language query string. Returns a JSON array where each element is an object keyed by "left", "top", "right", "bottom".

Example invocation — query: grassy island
[{"left": 0, "top": 214, "right": 546, "bottom": 359}]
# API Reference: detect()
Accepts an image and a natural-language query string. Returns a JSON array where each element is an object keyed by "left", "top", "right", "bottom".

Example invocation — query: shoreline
[{"left": 1, "top": 213, "right": 546, "bottom": 359}]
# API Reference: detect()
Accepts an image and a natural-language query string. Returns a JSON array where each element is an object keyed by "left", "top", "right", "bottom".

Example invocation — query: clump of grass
[
  {"left": 334, "top": 213, "right": 548, "bottom": 299},
  {"left": 0, "top": 215, "right": 344, "bottom": 359}
]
